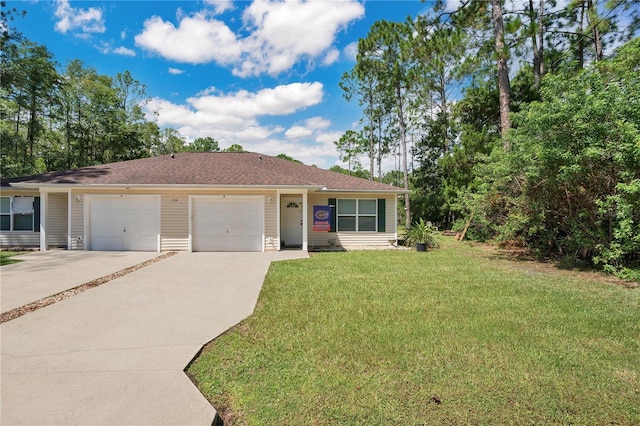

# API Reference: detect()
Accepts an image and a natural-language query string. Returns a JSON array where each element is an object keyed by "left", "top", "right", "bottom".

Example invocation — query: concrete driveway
[
  {"left": 1, "top": 250, "right": 308, "bottom": 425},
  {"left": 1, "top": 250, "right": 161, "bottom": 313}
]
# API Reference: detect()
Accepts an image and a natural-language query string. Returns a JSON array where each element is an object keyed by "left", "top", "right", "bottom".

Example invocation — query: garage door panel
[
  {"left": 192, "top": 197, "right": 262, "bottom": 252},
  {"left": 90, "top": 196, "right": 158, "bottom": 251},
  {"left": 125, "top": 201, "right": 158, "bottom": 251},
  {"left": 90, "top": 199, "right": 125, "bottom": 251}
]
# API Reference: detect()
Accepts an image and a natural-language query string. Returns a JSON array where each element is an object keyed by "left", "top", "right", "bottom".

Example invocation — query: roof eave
[
  {"left": 9, "top": 183, "right": 327, "bottom": 191},
  {"left": 318, "top": 188, "right": 411, "bottom": 194},
  {"left": 9, "top": 183, "right": 410, "bottom": 194}
]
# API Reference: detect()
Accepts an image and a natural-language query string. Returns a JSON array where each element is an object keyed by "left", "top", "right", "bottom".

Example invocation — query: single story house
[{"left": 0, "top": 152, "right": 409, "bottom": 252}]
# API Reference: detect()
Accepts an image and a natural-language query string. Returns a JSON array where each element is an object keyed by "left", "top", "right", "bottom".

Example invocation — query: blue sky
[{"left": 13, "top": 0, "right": 431, "bottom": 169}]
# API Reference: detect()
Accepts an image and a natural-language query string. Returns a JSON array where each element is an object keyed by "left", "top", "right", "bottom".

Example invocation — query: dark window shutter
[
  {"left": 33, "top": 197, "right": 40, "bottom": 233},
  {"left": 329, "top": 198, "right": 336, "bottom": 232},
  {"left": 377, "top": 198, "right": 386, "bottom": 232}
]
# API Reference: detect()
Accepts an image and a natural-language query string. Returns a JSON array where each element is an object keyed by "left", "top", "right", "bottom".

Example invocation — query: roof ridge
[{"left": 223, "top": 153, "right": 324, "bottom": 187}]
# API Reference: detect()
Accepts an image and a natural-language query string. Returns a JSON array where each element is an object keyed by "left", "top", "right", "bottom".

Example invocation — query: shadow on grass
[{"left": 482, "top": 243, "right": 639, "bottom": 288}]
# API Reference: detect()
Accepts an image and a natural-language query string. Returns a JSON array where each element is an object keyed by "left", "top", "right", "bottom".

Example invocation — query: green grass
[
  {"left": 0, "top": 251, "right": 23, "bottom": 266},
  {"left": 188, "top": 239, "right": 640, "bottom": 425}
]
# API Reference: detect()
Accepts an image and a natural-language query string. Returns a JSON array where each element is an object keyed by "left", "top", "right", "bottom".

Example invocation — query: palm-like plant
[{"left": 404, "top": 218, "right": 439, "bottom": 250}]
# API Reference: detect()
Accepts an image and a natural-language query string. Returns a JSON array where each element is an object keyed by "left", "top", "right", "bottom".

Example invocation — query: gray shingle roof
[{"left": 4, "top": 152, "right": 407, "bottom": 193}]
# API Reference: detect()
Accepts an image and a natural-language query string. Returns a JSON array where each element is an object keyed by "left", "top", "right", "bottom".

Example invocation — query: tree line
[
  {"left": 1, "top": 1, "right": 638, "bottom": 277},
  {"left": 0, "top": 2, "right": 245, "bottom": 178},
  {"left": 337, "top": 0, "right": 639, "bottom": 278}
]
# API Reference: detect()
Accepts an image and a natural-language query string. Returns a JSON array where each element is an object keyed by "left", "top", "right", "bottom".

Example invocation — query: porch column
[
  {"left": 276, "top": 190, "right": 281, "bottom": 251},
  {"left": 67, "top": 190, "right": 72, "bottom": 250},
  {"left": 39, "top": 192, "right": 48, "bottom": 251},
  {"left": 302, "top": 192, "right": 308, "bottom": 251}
]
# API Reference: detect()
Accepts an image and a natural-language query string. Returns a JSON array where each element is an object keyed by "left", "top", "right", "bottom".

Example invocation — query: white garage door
[
  {"left": 90, "top": 196, "right": 159, "bottom": 251},
  {"left": 192, "top": 197, "right": 263, "bottom": 252}
]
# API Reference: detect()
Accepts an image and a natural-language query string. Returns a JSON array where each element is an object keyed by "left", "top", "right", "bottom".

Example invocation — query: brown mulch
[{"left": 0, "top": 251, "right": 178, "bottom": 324}]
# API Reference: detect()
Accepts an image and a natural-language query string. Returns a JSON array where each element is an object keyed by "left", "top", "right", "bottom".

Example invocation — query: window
[
  {"left": 0, "top": 197, "right": 10, "bottom": 230},
  {"left": 0, "top": 196, "right": 38, "bottom": 231},
  {"left": 337, "top": 199, "right": 377, "bottom": 232}
]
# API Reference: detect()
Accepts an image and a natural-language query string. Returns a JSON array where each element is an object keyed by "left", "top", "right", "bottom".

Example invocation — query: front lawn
[
  {"left": 0, "top": 251, "right": 23, "bottom": 266},
  {"left": 188, "top": 239, "right": 640, "bottom": 425}
]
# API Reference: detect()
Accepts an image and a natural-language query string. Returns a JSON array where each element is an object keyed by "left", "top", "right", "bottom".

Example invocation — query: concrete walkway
[{"left": 1, "top": 250, "right": 308, "bottom": 425}]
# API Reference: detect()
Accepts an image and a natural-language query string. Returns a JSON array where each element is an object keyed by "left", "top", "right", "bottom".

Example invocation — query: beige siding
[
  {"left": 0, "top": 189, "right": 41, "bottom": 249},
  {"left": 0, "top": 190, "right": 68, "bottom": 249},
  {"left": 48, "top": 193, "right": 68, "bottom": 247},
  {"left": 160, "top": 194, "right": 189, "bottom": 251},
  {"left": 0, "top": 232, "right": 40, "bottom": 248},
  {"left": 68, "top": 188, "right": 278, "bottom": 252},
  {"left": 307, "top": 193, "right": 398, "bottom": 249},
  {"left": 264, "top": 190, "right": 278, "bottom": 251},
  {"left": 23, "top": 187, "right": 402, "bottom": 252},
  {"left": 69, "top": 192, "right": 85, "bottom": 249}
]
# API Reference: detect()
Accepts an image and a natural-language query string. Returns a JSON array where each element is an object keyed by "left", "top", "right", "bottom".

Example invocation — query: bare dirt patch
[{"left": 468, "top": 242, "right": 639, "bottom": 289}]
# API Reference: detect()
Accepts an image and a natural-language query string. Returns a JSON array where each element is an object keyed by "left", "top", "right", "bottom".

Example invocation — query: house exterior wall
[
  {"left": 47, "top": 192, "right": 68, "bottom": 247},
  {"left": 0, "top": 231, "right": 40, "bottom": 248},
  {"left": 3, "top": 187, "right": 400, "bottom": 251},
  {"left": 263, "top": 191, "right": 279, "bottom": 251},
  {"left": 69, "top": 192, "right": 84, "bottom": 249},
  {"left": 307, "top": 193, "right": 398, "bottom": 249},
  {"left": 69, "top": 188, "right": 280, "bottom": 252},
  {"left": 160, "top": 193, "right": 189, "bottom": 251},
  {"left": 0, "top": 189, "right": 41, "bottom": 249}
]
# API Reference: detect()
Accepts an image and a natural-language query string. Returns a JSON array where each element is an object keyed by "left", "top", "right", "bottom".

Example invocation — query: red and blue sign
[{"left": 313, "top": 206, "right": 331, "bottom": 232}]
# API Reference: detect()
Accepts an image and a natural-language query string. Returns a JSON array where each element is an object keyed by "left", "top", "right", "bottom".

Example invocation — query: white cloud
[
  {"left": 237, "top": 0, "right": 364, "bottom": 76},
  {"left": 344, "top": 41, "right": 358, "bottom": 61},
  {"left": 305, "top": 116, "right": 331, "bottom": 131},
  {"left": 285, "top": 116, "right": 331, "bottom": 139},
  {"left": 285, "top": 126, "right": 313, "bottom": 139},
  {"left": 143, "top": 82, "right": 344, "bottom": 167},
  {"left": 54, "top": 0, "right": 105, "bottom": 35},
  {"left": 168, "top": 67, "right": 185, "bottom": 75},
  {"left": 97, "top": 44, "right": 136, "bottom": 56},
  {"left": 186, "top": 82, "right": 324, "bottom": 119},
  {"left": 134, "top": 0, "right": 364, "bottom": 77},
  {"left": 315, "top": 131, "right": 343, "bottom": 146},
  {"left": 204, "top": 0, "right": 235, "bottom": 15},
  {"left": 444, "top": 0, "right": 465, "bottom": 13},
  {"left": 134, "top": 13, "right": 242, "bottom": 64},
  {"left": 146, "top": 82, "right": 323, "bottom": 131},
  {"left": 323, "top": 48, "right": 341, "bottom": 66},
  {"left": 113, "top": 46, "right": 135, "bottom": 56}
]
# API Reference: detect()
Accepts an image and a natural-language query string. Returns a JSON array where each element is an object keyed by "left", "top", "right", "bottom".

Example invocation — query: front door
[{"left": 281, "top": 196, "right": 303, "bottom": 248}]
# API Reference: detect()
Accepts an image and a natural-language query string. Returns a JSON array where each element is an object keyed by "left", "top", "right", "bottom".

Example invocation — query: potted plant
[{"left": 404, "top": 218, "right": 439, "bottom": 252}]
